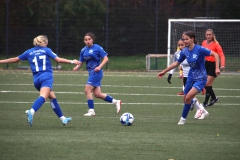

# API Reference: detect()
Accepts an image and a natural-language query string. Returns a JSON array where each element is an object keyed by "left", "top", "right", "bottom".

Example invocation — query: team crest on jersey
[
  {"left": 89, "top": 49, "right": 93, "bottom": 54},
  {"left": 193, "top": 54, "right": 197, "bottom": 59}
]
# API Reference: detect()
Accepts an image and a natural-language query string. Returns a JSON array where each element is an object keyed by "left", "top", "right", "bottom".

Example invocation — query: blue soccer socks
[
  {"left": 31, "top": 96, "right": 45, "bottom": 112},
  {"left": 50, "top": 98, "right": 63, "bottom": 118}
]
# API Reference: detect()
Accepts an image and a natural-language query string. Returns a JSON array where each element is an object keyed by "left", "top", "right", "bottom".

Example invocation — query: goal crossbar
[{"left": 167, "top": 19, "right": 240, "bottom": 70}]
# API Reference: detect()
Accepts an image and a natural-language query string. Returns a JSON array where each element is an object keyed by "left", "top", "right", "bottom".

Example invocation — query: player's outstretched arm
[
  {"left": 73, "top": 63, "right": 82, "bottom": 71},
  {"left": 158, "top": 61, "right": 179, "bottom": 79},
  {"left": 54, "top": 57, "right": 80, "bottom": 65},
  {"left": 0, "top": 57, "right": 20, "bottom": 64}
]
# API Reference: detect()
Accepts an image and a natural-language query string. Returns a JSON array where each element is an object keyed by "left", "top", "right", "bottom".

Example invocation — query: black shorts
[{"left": 205, "top": 61, "right": 217, "bottom": 77}]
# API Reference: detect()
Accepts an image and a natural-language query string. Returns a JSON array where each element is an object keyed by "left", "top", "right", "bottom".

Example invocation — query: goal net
[{"left": 167, "top": 19, "right": 240, "bottom": 72}]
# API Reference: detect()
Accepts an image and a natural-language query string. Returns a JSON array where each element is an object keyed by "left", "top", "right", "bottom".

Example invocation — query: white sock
[
  {"left": 112, "top": 99, "right": 117, "bottom": 104},
  {"left": 30, "top": 108, "right": 35, "bottom": 115},
  {"left": 194, "top": 101, "right": 204, "bottom": 110},
  {"left": 182, "top": 85, "right": 185, "bottom": 91},
  {"left": 89, "top": 109, "right": 94, "bottom": 112},
  {"left": 181, "top": 117, "right": 186, "bottom": 120},
  {"left": 60, "top": 116, "right": 66, "bottom": 121}
]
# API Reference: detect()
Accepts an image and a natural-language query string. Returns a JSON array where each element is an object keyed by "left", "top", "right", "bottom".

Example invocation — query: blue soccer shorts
[
  {"left": 86, "top": 69, "right": 103, "bottom": 87},
  {"left": 184, "top": 79, "right": 207, "bottom": 95},
  {"left": 33, "top": 72, "right": 53, "bottom": 91}
]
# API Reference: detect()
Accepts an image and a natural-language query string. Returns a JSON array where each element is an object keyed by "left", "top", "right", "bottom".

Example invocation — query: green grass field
[{"left": 0, "top": 70, "right": 240, "bottom": 160}]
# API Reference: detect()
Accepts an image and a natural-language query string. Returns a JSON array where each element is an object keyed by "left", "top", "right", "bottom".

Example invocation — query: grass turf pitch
[{"left": 0, "top": 70, "right": 239, "bottom": 160}]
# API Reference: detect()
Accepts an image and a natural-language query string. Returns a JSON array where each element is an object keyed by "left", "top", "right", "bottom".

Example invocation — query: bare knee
[
  {"left": 94, "top": 93, "right": 102, "bottom": 99},
  {"left": 184, "top": 96, "right": 193, "bottom": 104}
]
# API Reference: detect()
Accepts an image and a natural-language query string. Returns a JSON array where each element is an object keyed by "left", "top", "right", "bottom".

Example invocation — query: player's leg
[
  {"left": 206, "top": 76, "right": 218, "bottom": 106},
  {"left": 25, "top": 87, "right": 49, "bottom": 127},
  {"left": 178, "top": 80, "right": 195, "bottom": 125},
  {"left": 93, "top": 87, "right": 121, "bottom": 113},
  {"left": 84, "top": 84, "right": 95, "bottom": 116},
  {"left": 203, "top": 61, "right": 219, "bottom": 107},
  {"left": 25, "top": 78, "right": 50, "bottom": 127},
  {"left": 49, "top": 91, "right": 72, "bottom": 125},
  {"left": 192, "top": 81, "right": 209, "bottom": 119}
]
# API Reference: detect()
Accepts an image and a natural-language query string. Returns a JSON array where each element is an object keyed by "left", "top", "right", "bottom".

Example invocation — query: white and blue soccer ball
[{"left": 120, "top": 112, "right": 134, "bottom": 126}]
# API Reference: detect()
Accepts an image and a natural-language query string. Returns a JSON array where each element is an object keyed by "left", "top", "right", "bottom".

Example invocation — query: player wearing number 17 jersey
[{"left": 0, "top": 35, "right": 80, "bottom": 127}]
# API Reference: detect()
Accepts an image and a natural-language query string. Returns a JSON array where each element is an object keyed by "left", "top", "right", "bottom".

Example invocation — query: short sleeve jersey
[
  {"left": 169, "top": 50, "right": 190, "bottom": 77},
  {"left": 18, "top": 46, "right": 57, "bottom": 78},
  {"left": 169, "top": 50, "right": 180, "bottom": 74},
  {"left": 202, "top": 40, "right": 225, "bottom": 66},
  {"left": 79, "top": 44, "right": 107, "bottom": 73},
  {"left": 177, "top": 44, "right": 211, "bottom": 81}
]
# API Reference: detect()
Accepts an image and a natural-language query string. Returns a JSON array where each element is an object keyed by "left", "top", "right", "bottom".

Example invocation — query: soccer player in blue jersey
[
  {"left": 0, "top": 35, "right": 80, "bottom": 127},
  {"left": 158, "top": 31, "right": 220, "bottom": 125},
  {"left": 73, "top": 32, "right": 121, "bottom": 116}
]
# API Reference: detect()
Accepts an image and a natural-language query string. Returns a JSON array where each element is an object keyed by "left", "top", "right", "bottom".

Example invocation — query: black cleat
[
  {"left": 203, "top": 102, "right": 208, "bottom": 108},
  {"left": 208, "top": 97, "right": 219, "bottom": 106}
]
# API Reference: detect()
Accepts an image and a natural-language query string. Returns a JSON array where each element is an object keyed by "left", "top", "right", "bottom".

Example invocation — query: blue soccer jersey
[
  {"left": 18, "top": 46, "right": 57, "bottom": 78},
  {"left": 79, "top": 44, "right": 107, "bottom": 74},
  {"left": 177, "top": 44, "right": 211, "bottom": 81}
]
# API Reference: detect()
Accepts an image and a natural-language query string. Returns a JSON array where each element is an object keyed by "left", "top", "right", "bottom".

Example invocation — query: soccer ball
[{"left": 120, "top": 112, "right": 134, "bottom": 126}]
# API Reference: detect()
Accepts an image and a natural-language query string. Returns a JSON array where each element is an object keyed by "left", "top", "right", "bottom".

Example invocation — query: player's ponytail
[{"left": 33, "top": 35, "right": 48, "bottom": 47}]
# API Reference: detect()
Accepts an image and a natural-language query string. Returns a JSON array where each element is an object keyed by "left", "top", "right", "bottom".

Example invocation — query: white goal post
[{"left": 167, "top": 19, "right": 240, "bottom": 72}]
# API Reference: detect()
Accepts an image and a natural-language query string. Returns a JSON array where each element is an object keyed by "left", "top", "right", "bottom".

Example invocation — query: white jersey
[{"left": 169, "top": 50, "right": 190, "bottom": 77}]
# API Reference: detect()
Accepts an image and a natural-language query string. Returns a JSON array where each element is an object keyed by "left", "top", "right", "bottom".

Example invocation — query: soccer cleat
[
  {"left": 114, "top": 100, "right": 122, "bottom": 113},
  {"left": 84, "top": 110, "right": 96, "bottom": 116},
  {"left": 194, "top": 109, "right": 203, "bottom": 119},
  {"left": 177, "top": 91, "right": 184, "bottom": 96},
  {"left": 208, "top": 97, "right": 219, "bottom": 106},
  {"left": 178, "top": 118, "right": 186, "bottom": 125},
  {"left": 62, "top": 117, "right": 72, "bottom": 126},
  {"left": 190, "top": 99, "right": 197, "bottom": 111},
  {"left": 203, "top": 102, "right": 208, "bottom": 108},
  {"left": 198, "top": 110, "right": 209, "bottom": 120},
  {"left": 25, "top": 110, "right": 33, "bottom": 127}
]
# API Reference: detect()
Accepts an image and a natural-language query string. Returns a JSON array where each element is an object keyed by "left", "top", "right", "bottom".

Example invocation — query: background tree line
[{"left": 0, "top": 0, "right": 239, "bottom": 57}]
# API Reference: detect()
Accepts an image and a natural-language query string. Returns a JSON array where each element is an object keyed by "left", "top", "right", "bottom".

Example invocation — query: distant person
[
  {"left": 202, "top": 29, "right": 225, "bottom": 107},
  {"left": 73, "top": 32, "right": 121, "bottom": 116},
  {"left": 0, "top": 35, "right": 79, "bottom": 127},
  {"left": 158, "top": 31, "right": 220, "bottom": 125}
]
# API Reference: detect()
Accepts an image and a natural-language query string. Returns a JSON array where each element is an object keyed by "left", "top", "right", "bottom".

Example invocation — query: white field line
[
  {"left": 0, "top": 101, "right": 239, "bottom": 106},
  {"left": 0, "top": 90, "right": 240, "bottom": 98},
  {"left": 0, "top": 84, "right": 240, "bottom": 91},
  {"left": 1, "top": 71, "right": 239, "bottom": 77}
]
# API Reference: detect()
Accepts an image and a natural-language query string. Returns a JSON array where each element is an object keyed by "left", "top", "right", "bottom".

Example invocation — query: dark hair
[
  {"left": 84, "top": 32, "right": 96, "bottom": 41},
  {"left": 179, "top": 38, "right": 185, "bottom": 41},
  {"left": 184, "top": 31, "right": 197, "bottom": 44}
]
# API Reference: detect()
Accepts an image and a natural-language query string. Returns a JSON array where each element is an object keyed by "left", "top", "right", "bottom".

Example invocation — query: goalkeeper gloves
[{"left": 167, "top": 74, "right": 172, "bottom": 84}]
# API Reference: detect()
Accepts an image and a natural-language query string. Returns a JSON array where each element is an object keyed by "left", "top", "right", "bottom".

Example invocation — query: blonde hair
[
  {"left": 206, "top": 29, "right": 218, "bottom": 43},
  {"left": 33, "top": 35, "right": 48, "bottom": 47}
]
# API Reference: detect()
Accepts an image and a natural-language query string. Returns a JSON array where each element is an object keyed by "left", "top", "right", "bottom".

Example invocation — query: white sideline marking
[
  {"left": 0, "top": 101, "right": 239, "bottom": 106},
  {"left": 0, "top": 90, "right": 240, "bottom": 98},
  {"left": 0, "top": 84, "right": 240, "bottom": 91},
  {"left": 2, "top": 71, "right": 239, "bottom": 77}
]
